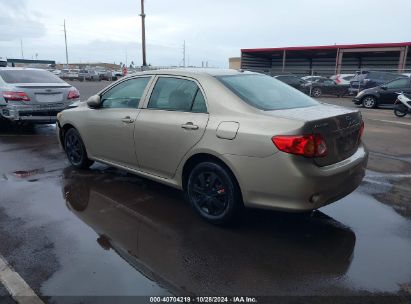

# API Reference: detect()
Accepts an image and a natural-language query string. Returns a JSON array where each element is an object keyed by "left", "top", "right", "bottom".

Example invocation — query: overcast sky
[{"left": 1, "top": 0, "right": 410, "bottom": 67}]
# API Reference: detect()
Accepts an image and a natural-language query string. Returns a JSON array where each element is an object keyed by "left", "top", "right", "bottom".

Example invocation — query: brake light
[
  {"left": 67, "top": 88, "right": 80, "bottom": 100},
  {"left": 2, "top": 91, "right": 30, "bottom": 101},
  {"left": 272, "top": 134, "right": 328, "bottom": 158}
]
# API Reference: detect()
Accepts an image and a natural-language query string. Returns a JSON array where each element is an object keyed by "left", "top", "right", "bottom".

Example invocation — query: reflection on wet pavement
[
  {"left": 1, "top": 129, "right": 411, "bottom": 298},
  {"left": 59, "top": 166, "right": 411, "bottom": 296}
]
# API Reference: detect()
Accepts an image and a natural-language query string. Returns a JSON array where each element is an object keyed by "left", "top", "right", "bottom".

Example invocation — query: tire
[
  {"left": 394, "top": 105, "right": 408, "bottom": 117},
  {"left": 64, "top": 128, "right": 94, "bottom": 169},
  {"left": 311, "top": 87, "right": 322, "bottom": 98},
  {"left": 362, "top": 96, "right": 377, "bottom": 109},
  {"left": 186, "top": 162, "right": 243, "bottom": 225}
]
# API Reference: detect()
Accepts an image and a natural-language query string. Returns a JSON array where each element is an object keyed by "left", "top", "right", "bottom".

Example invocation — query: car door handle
[
  {"left": 121, "top": 116, "right": 134, "bottom": 123},
  {"left": 181, "top": 122, "right": 199, "bottom": 130}
]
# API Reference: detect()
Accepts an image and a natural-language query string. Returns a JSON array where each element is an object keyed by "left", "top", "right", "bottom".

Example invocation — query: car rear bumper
[
  {"left": 224, "top": 143, "right": 368, "bottom": 212},
  {"left": 0, "top": 103, "right": 73, "bottom": 124}
]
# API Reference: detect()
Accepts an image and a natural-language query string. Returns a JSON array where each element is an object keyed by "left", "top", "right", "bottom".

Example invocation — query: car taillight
[
  {"left": 67, "top": 88, "right": 80, "bottom": 100},
  {"left": 272, "top": 134, "right": 328, "bottom": 158},
  {"left": 2, "top": 91, "right": 30, "bottom": 101}
]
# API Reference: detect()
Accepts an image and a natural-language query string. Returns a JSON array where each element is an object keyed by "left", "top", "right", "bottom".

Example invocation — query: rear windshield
[
  {"left": 216, "top": 74, "right": 318, "bottom": 111},
  {"left": 0, "top": 70, "right": 64, "bottom": 84}
]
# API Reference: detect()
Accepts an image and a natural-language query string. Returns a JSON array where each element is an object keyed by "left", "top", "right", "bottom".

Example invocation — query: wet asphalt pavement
[{"left": 0, "top": 81, "right": 411, "bottom": 303}]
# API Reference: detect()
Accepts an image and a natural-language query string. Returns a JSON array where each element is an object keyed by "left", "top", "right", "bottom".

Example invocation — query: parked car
[
  {"left": 59, "top": 69, "right": 69, "bottom": 79},
  {"left": 78, "top": 69, "right": 100, "bottom": 81},
  {"left": 274, "top": 75, "right": 308, "bottom": 92},
  {"left": 353, "top": 77, "right": 411, "bottom": 108},
  {"left": 0, "top": 67, "right": 80, "bottom": 124},
  {"left": 67, "top": 69, "right": 80, "bottom": 81},
  {"left": 301, "top": 76, "right": 328, "bottom": 83},
  {"left": 348, "top": 70, "right": 406, "bottom": 95},
  {"left": 0, "top": 57, "right": 7, "bottom": 67},
  {"left": 98, "top": 70, "right": 117, "bottom": 81},
  {"left": 302, "top": 78, "right": 349, "bottom": 98},
  {"left": 51, "top": 69, "right": 62, "bottom": 76},
  {"left": 57, "top": 69, "right": 367, "bottom": 225},
  {"left": 330, "top": 74, "right": 355, "bottom": 85}
]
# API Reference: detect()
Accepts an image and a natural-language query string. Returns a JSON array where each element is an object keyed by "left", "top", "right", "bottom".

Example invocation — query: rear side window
[
  {"left": 148, "top": 77, "right": 207, "bottom": 113},
  {"left": 101, "top": 77, "right": 150, "bottom": 109},
  {"left": 0, "top": 70, "right": 64, "bottom": 83},
  {"left": 217, "top": 74, "right": 318, "bottom": 111},
  {"left": 385, "top": 78, "right": 409, "bottom": 89}
]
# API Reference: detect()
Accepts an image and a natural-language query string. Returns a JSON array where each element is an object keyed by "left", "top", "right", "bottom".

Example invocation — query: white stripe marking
[
  {"left": 368, "top": 119, "right": 411, "bottom": 126},
  {"left": 0, "top": 256, "right": 44, "bottom": 304}
]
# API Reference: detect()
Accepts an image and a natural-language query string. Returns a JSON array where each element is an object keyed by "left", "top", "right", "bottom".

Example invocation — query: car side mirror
[
  {"left": 381, "top": 85, "right": 387, "bottom": 90},
  {"left": 87, "top": 94, "right": 101, "bottom": 108}
]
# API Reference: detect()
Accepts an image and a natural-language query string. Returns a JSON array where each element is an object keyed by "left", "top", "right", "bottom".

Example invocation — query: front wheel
[
  {"left": 311, "top": 87, "right": 322, "bottom": 98},
  {"left": 362, "top": 96, "right": 377, "bottom": 108},
  {"left": 186, "top": 162, "right": 243, "bottom": 225},
  {"left": 64, "top": 128, "right": 94, "bottom": 169},
  {"left": 394, "top": 104, "right": 408, "bottom": 117}
]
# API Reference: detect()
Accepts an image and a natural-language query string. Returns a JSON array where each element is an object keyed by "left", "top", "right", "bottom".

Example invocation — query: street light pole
[
  {"left": 140, "top": 0, "right": 147, "bottom": 67},
  {"left": 64, "top": 19, "right": 69, "bottom": 68}
]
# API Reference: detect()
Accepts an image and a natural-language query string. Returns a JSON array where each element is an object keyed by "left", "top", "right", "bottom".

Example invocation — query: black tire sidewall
[
  {"left": 64, "top": 128, "right": 92, "bottom": 169},
  {"left": 187, "top": 162, "right": 241, "bottom": 225},
  {"left": 394, "top": 105, "right": 407, "bottom": 117}
]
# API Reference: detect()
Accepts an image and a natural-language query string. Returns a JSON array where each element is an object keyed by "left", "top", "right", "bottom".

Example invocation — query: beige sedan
[{"left": 57, "top": 69, "right": 368, "bottom": 225}]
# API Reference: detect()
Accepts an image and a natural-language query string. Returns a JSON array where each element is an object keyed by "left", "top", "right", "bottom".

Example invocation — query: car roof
[{"left": 126, "top": 68, "right": 256, "bottom": 78}]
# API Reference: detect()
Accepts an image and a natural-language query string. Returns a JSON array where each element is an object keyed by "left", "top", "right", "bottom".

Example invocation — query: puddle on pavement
[
  {"left": 13, "top": 168, "right": 45, "bottom": 178},
  {"left": 42, "top": 166, "right": 411, "bottom": 296}
]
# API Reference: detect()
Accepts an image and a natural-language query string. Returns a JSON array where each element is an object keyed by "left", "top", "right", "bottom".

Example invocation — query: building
[
  {"left": 6, "top": 58, "right": 56, "bottom": 68},
  {"left": 241, "top": 42, "right": 411, "bottom": 76},
  {"left": 229, "top": 57, "right": 241, "bottom": 70}
]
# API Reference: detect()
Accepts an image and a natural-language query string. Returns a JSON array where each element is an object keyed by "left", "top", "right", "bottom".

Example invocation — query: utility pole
[
  {"left": 63, "top": 19, "right": 69, "bottom": 68},
  {"left": 20, "top": 39, "right": 24, "bottom": 59},
  {"left": 183, "top": 40, "right": 186, "bottom": 67},
  {"left": 140, "top": 0, "right": 147, "bottom": 67}
]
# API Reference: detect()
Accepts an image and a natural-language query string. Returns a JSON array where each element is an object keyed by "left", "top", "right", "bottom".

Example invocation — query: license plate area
[{"left": 35, "top": 93, "right": 63, "bottom": 103}]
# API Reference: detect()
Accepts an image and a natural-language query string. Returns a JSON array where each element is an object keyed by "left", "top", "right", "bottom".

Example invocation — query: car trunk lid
[
  {"left": 266, "top": 104, "right": 363, "bottom": 166},
  {"left": 13, "top": 83, "right": 72, "bottom": 103}
]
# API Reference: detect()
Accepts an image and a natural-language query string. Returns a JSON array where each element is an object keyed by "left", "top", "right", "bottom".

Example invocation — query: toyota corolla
[{"left": 57, "top": 69, "right": 368, "bottom": 225}]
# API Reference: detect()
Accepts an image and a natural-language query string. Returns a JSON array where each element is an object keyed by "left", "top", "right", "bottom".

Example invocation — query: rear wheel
[
  {"left": 64, "top": 128, "right": 94, "bottom": 169},
  {"left": 187, "top": 162, "right": 243, "bottom": 225},
  {"left": 311, "top": 87, "right": 322, "bottom": 98},
  {"left": 394, "top": 105, "right": 407, "bottom": 117},
  {"left": 362, "top": 96, "right": 377, "bottom": 109}
]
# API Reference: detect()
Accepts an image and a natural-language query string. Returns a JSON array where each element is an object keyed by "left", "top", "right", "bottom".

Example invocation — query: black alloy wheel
[
  {"left": 187, "top": 162, "right": 242, "bottom": 225},
  {"left": 64, "top": 128, "right": 94, "bottom": 169}
]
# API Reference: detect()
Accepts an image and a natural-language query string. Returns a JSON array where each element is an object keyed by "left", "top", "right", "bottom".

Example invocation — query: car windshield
[
  {"left": 0, "top": 69, "right": 64, "bottom": 83},
  {"left": 216, "top": 74, "right": 318, "bottom": 111}
]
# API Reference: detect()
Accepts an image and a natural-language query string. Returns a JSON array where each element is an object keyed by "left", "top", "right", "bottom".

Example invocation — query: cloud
[{"left": 0, "top": 0, "right": 46, "bottom": 41}]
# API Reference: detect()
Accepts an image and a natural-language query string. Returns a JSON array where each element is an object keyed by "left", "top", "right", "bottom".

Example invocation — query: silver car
[
  {"left": 57, "top": 69, "right": 368, "bottom": 225},
  {"left": 0, "top": 68, "right": 80, "bottom": 124}
]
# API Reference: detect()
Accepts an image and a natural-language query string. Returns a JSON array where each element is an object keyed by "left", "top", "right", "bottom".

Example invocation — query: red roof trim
[{"left": 241, "top": 42, "right": 411, "bottom": 53}]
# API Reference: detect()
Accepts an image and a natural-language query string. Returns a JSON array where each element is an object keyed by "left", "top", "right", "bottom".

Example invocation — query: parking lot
[{"left": 0, "top": 81, "right": 411, "bottom": 302}]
